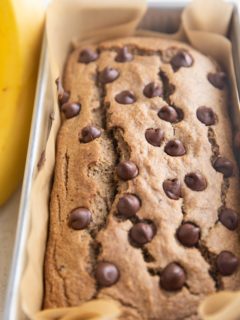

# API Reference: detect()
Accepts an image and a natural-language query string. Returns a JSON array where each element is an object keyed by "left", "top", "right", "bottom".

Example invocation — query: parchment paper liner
[
  {"left": 33, "top": 299, "right": 121, "bottom": 320},
  {"left": 20, "top": 0, "right": 240, "bottom": 319}
]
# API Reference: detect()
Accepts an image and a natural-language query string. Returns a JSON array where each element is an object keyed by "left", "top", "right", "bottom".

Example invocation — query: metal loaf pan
[{"left": 3, "top": 1, "right": 240, "bottom": 319}]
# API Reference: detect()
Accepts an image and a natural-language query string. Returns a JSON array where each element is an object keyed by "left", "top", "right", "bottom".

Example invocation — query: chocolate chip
[
  {"left": 164, "top": 140, "right": 186, "bottom": 156},
  {"left": 160, "top": 263, "right": 186, "bottom": 291},
  {"left": 80, "top": 126, "right": 101, "bottom": 143},
  {"left": 145, "top": 128, "right": 164, "bottom": 147},
  {"left": 68, "top": 208, "right": 91, "bottom": 230},
  {"left": 219, "top": 207, "right": 239, "bottom": 231},
  {"left": 116, "top": 161, "right": 138, "bottom": 181},
  {"left": 115, "top": 91, "right": 136, "bottom": 104},
  {"left": 61, "top": 102, "right": 81, "bottom": 119},
  {"left": 196, "top": 106, "right": 216, "bottom": 126},
  {"left": 129, "top": 222, "right": 156, "bottom": 246},
  {"left": 177, "top": 223, "right": 200, "bottom": 247},
  {"left": 117, "top": 160, "right": 138, "bottom": 181},
  {"left": 115, "top": 46, "right": 133, "bottom": 62},
  {"left": 143, "top": 82, "right": 163, "bottom": 98},
  {"left": 213, "top": 156, "right": 234, "bottom": 178},
  {"left": 117, "top": 194, "right": 141, "bottom": 218},
  {"left": 95, "top": 262, "right": 120, "bottom": 286},
  {"left": 216, "top": 251, "right": 238, "bottom": 276},
  {"left": 158, "top": 106, "right": 179, "bottom": 123},
  {"left": 170, "top": 51, "right": 193, "bottom": 71},
  {"left": 184, "top": 172, "right": 207, "bottom": 191},
  {"left": 99, "top": 67, "right": 119, "bottom": 84},
  {"left": 78, "top": 48, "right": 98, "bottom": 63},
  {"left": 55, "top": 78, "right": 69, "bottom": 106},
  {"left": 207, "top": 72, "right": 226, "bottom": 90},
  {"left": 163, "top": 178, "right": 182, "bottom": 200}
]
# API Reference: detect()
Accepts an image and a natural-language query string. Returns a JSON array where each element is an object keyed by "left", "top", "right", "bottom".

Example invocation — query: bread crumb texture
[{"left": 44, "top": 37, "right": 240, "bottom": 320}]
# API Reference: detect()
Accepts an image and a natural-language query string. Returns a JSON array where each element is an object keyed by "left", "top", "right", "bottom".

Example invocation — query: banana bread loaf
[{"left": 44, "top": 37, "right": 240, "bottom": 320}]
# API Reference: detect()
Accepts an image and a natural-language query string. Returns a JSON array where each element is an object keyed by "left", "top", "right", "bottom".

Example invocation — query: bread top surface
[{"left": 44, "top": 37, "right": 240, "bottom": 320}]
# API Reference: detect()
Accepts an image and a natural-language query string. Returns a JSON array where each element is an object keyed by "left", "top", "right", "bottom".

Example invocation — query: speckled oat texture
[{"left": 44, "top": 37, "right": 240, "bottom": 320}]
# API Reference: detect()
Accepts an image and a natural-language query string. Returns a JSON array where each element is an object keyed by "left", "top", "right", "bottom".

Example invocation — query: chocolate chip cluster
[
  {"left": 56, "top": 78, "right": 80, "bottom": 118},
  {"left": 56, "top": 45, "right": 239, "bottom": 292}
]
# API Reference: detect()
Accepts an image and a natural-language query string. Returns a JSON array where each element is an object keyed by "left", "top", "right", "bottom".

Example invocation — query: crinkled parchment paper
[{"left": 19, "top": 0, "right": 240, "bottom": 319}]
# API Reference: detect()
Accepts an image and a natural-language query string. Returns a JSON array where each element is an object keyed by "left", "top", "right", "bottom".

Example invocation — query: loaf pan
[{"left": 3, "top": 1, "right": 240, "bottom": 319}]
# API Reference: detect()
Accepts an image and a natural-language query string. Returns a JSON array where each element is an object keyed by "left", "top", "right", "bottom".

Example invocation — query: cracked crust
[{"left": 44, "top": 37, "right": 240, "bottom": 319}]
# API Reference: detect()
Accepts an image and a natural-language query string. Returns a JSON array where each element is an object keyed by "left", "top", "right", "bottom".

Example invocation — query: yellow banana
[{"left": 0, "top": 0, "right": 45, "bottom": 205}]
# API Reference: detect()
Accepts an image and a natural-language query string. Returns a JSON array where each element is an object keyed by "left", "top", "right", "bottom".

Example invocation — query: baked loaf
[{"left": 44, "top": 37, "right": 240, "bottom": 320}]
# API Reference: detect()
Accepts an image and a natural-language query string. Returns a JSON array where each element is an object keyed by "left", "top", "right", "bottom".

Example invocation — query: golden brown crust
[{"left": 44, "top": 37, "right": 240, "bottom": 319}]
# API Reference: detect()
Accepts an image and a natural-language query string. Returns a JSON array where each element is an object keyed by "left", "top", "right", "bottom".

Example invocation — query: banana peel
[{"left": 0, "top": 0, "right": 45, "bottom": 205}]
